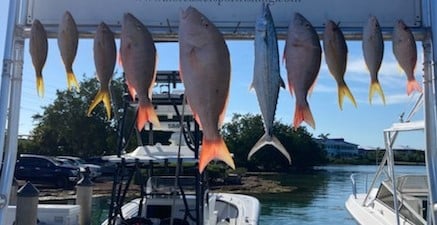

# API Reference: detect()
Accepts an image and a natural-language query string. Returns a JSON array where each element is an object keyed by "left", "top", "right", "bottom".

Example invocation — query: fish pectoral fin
[
  {"left": 248, "top": 133, "right": 291, "bottom": 164},
  {"left": 126, "top": 79, "right": 137, "bottom": 100},
  {"left": 199, "top": 138, "right": 235, "bottom": 173}
]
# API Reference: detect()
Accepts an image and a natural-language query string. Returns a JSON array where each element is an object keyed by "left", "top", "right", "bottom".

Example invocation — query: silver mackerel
[{"left": 248, "top": 4, "right": 291, "bottom": 164}]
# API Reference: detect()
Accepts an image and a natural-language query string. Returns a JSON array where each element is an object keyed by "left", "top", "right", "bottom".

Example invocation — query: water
[{"left": 92, "top": 165, "right": 426, "bottom": 225}]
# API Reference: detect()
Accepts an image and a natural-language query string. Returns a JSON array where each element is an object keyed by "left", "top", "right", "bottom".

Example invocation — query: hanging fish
[
  {"left": 58, "top": 11, "right": 80, "bottom": 91},
  {"left": 29, "top": 19, "right": 48, "bottom": 97},
  {"left": 362, "top": 16, "right": 385, "bottom": 104},
  {"left": 284, "top": 12, "right": 321, "bottom": 129},
  {"left": 248, "top": 3, "right": 291, "bottom": 164},
  {"left": 179, "top": 6, "right": 235, "bottom": 173},
  {"left": 392, "top": 19, "right": 422, "bottom": 95},
  {"left": 87, "top": 22, "right": 116, "bottom": 119},
  {"left": 120, "top": 13, "right": 160, "bottom": 130},
  {"left": 323, "top": 20, "right": 357, "bottom": 110}
]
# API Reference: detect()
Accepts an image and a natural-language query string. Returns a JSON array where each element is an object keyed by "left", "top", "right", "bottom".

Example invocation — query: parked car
[
  {"left": 14, "top": 154, "right": 80, "bottom": 189},
  {"left": 56, "top": 156, "right": 102, "bottom": 180},
  {"left": 85, "top": 156, "right": 117, "bottom": 176}
]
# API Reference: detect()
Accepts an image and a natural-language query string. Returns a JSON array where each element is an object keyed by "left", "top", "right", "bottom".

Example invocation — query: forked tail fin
[
  {"left": 137, "top": 101, "right": 160, "bottom": 131},
  {"left": 294, "top": 102, "right": 315, "bottom": 129},
  {"left": 407, "top": 79, "right": 422, "bottom": 96},
  {"left": 248, "top": 133, "right": 291, "bottom": 164},
  {"left": 338, "top": 83, "right": 357, "bottom": 110},
  {"left": 369, "top": 81, "right": 385, "bottom": 105},
  {"left": 36, "top": 74, "right": 44, "bottom": 98},
  {"left": 87, "top": 89, "right": 112, "bottom": 119},
  {"left": 199, "top": 138, "right": 235, "bottom": 173},
  {"left": 67, "top": 71, "right": 80, "bottom": 91}
]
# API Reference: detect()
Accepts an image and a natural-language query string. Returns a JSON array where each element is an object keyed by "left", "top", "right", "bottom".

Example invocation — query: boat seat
[{"left": 159, "top": 218, "right": 189, "bottom": 225}]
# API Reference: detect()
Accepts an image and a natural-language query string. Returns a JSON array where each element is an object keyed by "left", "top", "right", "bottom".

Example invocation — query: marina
[{"left": 1, "top": 0, "right": 437, "bottom": 225}]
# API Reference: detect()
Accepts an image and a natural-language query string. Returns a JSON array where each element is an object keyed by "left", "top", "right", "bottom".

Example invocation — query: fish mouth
[{"left": 181, "top": 6, "right": 195, "bottom": 19}]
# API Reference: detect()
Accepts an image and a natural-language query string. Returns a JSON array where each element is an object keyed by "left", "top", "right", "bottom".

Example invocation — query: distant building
[{"left": 316, "top": 138, "right": 359, "bottom": 158}]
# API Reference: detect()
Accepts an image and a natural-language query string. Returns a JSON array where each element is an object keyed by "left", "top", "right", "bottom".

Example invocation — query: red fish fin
[
  {"left": 193, "top": 113, "right": 203, "bottom": 130},
  {"left": 199, "top": 138, "right": 235, "bottom": 173},
  {"left": 117, "top": 52, "right": 123, "bottom": 67},
  {"left": 369, "top": 81, "right": 386, "bottom": 105},
  {"left": 67, "top": 71, "right": 80, "bottom": 91},
  {"left": 294, "top": 103, "right": 315, "bottom": 129},
  {"left": 125, "top": 79, "right": 137, "bottom": 100},
  {"left": 87, "top": 89, "right": 112, "bottom": 119},
  {"left": 407, "top": 79, "right": 422, "bottom": 96},
  {"left": 338, "top": 83, "right": 357, "bottom": 110},
  {"left": 36, "top": 74, "right": 44, "bottom": 98},
  {"left": 137, "top": 102, "right": 160, "bottom": 131}
]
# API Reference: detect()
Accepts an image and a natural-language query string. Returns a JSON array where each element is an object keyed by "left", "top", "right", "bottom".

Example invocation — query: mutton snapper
[
  {"left": 323, "top": 20, "right": 357, "bottom": 110},
  {"left": 392, "top": 19, "right": 422, "bottom": 95},
  {"left": 363, "top": 16, "right": 385, "bottom": 104},
  {"left": 120, "top": 13, "right": 160, "bottom": 130},
  {"left": 248, "top": 3, "right": 291, "bottom": 164},
  {"left": 179, "top": 6, "right": 235, "bottom": 173},
  {"left": 87, "top": 22, "right": 116, "bottom": 119},
  {"left": 284, "top": 12, "right": 321, "bottom": 129},
  {"left": 57, "top": 11, "right": 80, "bottom": 91},
  {"left": 29, "top": 19, "right": 48, "bottom": 97}
]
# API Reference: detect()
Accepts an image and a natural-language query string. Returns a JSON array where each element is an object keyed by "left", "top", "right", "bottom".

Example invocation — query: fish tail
[
  {"left": 36, "top": 73, "right": 44, "bottom": 98},
  {"left": 137, "top": 102, "right": 160, "bottom": 131},
  {"left": 338, "top": 83, "right": 357, "bottom": 110},
  {"left": 87, "top": 89, "right": 112, "bottom": 119},
  {"left": 294, "top": 102, "right": 315, "bottom": 129},
  {"left": 407, "top": 79, "right": 422, "bottom": 96},
  {"left": 248, "top": 133, "right": 291, "bottom": 164},
  {"left": 67, "top": 71, "right": 80, "bottom": 91},
  {"left": 369, "top": 81, "right": 386, "bottom": 105},
  {"left": 199, "top": 138, "right": 235, "bottom": 173}
]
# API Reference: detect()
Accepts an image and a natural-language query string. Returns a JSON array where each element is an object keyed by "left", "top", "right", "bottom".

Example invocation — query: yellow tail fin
[
  {"left": 199, "top": 138, "right": 235, "bottom": 173},
  {"left": 338, "top": 83, "right": 357, "bottom": 110},
  {"left": 36, "top": 74, "right": 44, "bottom": 98},
  {"left": 294, "top": 102, "right": 315, "bottom": 129},
  {"left": 369, "top": 81, "right": 386, "bottom": 105},
  {"left": 87, "top": 89, "right": 112, "bottom": 119},
  {"left": 137, "top": 102, "right": 160, "bottom": 131},
  {"left": 67, "top": 71, "right": 80, "bottom": 91}
]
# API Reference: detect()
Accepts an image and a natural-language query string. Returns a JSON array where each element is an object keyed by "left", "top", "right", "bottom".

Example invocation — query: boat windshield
[
  {"left": 146, "top": 176, "right": 197, "bottom": 195},
  {"left": 376, "top": 175, "right": 428, "bottom": 225}
]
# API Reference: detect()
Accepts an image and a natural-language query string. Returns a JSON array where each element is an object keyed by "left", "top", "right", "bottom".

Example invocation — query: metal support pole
[{"left": 0, "top": 29, "right": 25, "bottom": 225}]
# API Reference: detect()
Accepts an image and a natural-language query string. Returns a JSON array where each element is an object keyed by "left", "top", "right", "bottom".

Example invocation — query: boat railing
[{"left": 350, "top": 174, "right": 357, "bottom": 199}]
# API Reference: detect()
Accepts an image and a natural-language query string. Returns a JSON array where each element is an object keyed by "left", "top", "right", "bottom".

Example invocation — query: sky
[{"left": 0, "top": 1, "right": 426, "bottom": 150}]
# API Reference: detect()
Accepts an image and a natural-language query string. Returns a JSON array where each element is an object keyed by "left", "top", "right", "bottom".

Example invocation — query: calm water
[{"left": 91, "top": 165, "right": 426, "bottom": 225}]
